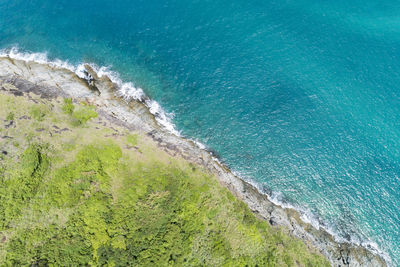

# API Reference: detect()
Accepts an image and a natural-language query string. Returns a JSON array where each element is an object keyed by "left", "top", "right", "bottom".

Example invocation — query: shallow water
[{"left": 1, "top": 0, "right": 399, "bottom": 264}]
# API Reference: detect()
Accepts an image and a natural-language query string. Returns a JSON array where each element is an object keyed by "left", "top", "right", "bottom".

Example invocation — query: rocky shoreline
[{"left": 0, "top": 56, "right": 389, "bottom": 267}]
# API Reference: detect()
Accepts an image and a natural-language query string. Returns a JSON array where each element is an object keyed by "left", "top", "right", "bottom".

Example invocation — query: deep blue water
[{"left": 1, "top": 0, "right": 400, "bottom": 264}]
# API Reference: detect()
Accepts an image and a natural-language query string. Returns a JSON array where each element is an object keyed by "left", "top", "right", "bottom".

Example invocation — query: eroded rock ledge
[{"left": 0, "top": 57, "right": 388, "bottom": 267}]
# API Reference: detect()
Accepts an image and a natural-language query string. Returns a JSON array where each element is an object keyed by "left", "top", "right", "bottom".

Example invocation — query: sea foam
[
  {"left": 0, "top": 47, "right": 179, "bottom": 136},
  {"left": 0, "top": 46, "right": 391, "bottom": 266}
]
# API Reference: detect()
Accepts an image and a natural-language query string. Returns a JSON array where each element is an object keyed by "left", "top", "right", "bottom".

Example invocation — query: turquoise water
[{"left": 1, "top": 0, "right": 400, "bottom": 264}]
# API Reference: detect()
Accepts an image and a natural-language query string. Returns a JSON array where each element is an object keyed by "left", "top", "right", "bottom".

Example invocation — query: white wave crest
[
  {"left": 0, "top": 46, "right": 392, "bottom": 266},
  {"left": 0, "top": 47, "right": 179, "bottom": 136},
  {"left": 242, "top": 176, "right": 392, "bottom": 265},
  {"left": 1, "top": 47, "right": 77, "bottom": 73}
]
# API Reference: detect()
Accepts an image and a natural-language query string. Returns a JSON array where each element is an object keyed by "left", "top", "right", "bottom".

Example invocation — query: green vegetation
[
  {"left": 5, "top": 112, "right": 14, "bottom": 121},
  {"left": 0, "top": 91, "right": 329, "bottom": 266},
  {"left": 126, "top": 134, "right": 138, "bottom": 146},
  {"left": 29, "top": 104, "right": 49, "bottom": 121},
  {"left": 0, "top": 143, "right": 50, "bottom": 229},
  {"left": 62, "top": 98, "right": 75, "bottom": 115},
  {"left": 71, "top": 105, "right": 98, "bottom": 126},
  {"left": 62, "top": 98, "right": 97, "bottom": 125}
]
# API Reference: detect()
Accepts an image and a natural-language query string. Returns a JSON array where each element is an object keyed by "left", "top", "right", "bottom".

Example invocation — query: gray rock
[{"left": 0, "top": 56, "right": 389, "bottom": 267}]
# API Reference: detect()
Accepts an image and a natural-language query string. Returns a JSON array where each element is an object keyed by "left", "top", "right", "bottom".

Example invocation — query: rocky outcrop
[{"left": 0, "top": 56, "right": 389, "bottom": 267}]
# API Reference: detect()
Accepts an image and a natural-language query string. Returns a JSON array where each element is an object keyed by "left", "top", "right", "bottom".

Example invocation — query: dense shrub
[
  {"left": 0, "top": 88, "right": 328, "bottom": 267},
  {"left": 0, "top": 142, "right": 329, "bottom": 266},
  {"left": 5, "top": 112, "right": 14, "bottom": 121},
  {"left": 0, "top": 144, "right": 49, "bottom": 229},
  {"left": 71, "top": 106, "right": 98, "bottom": 125},
  {"left": 62, "top": 98, "right": 75, "bottom": 115}
]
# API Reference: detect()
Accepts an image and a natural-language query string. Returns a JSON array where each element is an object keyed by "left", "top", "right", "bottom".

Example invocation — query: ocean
[{"left": 1, "top": 0, "right": 399, "bottom": 264}]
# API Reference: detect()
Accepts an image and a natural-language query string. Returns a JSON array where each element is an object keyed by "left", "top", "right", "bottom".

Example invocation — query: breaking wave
[{"left": 0, "top": 46, "right": 391, "bottom": 266}]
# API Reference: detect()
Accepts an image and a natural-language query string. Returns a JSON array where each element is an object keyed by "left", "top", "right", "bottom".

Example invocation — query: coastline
[{"left": 0, "top": 55, "right": 389, "bottom": 266}]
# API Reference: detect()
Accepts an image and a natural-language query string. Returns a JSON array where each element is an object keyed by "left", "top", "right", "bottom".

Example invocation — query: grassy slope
[{"left": 0, "top": 89, "right": 329, "bottom": 266}]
